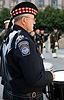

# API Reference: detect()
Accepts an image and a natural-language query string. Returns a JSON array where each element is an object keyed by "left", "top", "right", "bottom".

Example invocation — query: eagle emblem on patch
[
  {"left": 22, "top": 47, "right": 29, "bottom": 55},
  {"left": 18, "top": 41, "right": 30, "bottom": 56}
]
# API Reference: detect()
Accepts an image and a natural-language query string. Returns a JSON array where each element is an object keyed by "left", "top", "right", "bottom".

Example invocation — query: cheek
[
  {"left": 27, "top": 20, "right": 33, "bottom": 30},
  {"left": 28, "top": 22, "right": 33, "bottom": 28}
]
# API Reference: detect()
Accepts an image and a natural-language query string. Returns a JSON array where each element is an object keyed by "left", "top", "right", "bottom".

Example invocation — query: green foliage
[
  {"left": 0, "top": 6, "right": 64, "bottom": 31},
  {"left": 0, "top": 8, "right": 11, "bottom": 28},
  {"left": 58, "top": 9, "right": 64, "bottom": 31},
  {"left": 35, "top": 5, "right": 64, "bottom": 31}
]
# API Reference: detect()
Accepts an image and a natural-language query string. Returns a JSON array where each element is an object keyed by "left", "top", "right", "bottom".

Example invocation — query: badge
[
  {"left": 22, "top": 47, "right": 29, "bottom": 55},
  {"left": 18, "top": 41, "right": 30, "bottom": 56}
]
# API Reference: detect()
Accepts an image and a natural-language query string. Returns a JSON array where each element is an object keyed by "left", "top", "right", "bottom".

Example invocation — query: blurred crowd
[
  {"left": 30, "top": 27, "right": 62, "bottom": 58},
  {"left": 0, "top": 18, "right": 62, "bottom": 58}
]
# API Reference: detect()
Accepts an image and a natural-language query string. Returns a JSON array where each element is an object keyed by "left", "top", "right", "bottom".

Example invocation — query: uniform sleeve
[
  {"left": 0, "top": 29, "right": 5, "bottom": 36},
  {"left": 50, "top": 34, "right": 53, "bottom": 43},
  {"left": 13, "top": 38, "right": 53, "bottom": 87},
  {"left": 58, "top": 33, "right": 62, "bottom": 40}
]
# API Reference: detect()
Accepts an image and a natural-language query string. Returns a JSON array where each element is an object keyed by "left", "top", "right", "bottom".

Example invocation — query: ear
[{"left": 21, "top": 17, "right": 26, "bottom": 25}]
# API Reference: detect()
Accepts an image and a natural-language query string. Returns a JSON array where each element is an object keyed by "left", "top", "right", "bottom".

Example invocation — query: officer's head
[
  {"left": 35, "top": 28, "right": 40, "bottom": 34},
  {"left": 10, "top": 2, "right": 38, "bottom": 32},
  {"left": 40, "top": 28, "right": 44, "bottom": 34},
  {"left": 53, "top": 27, "right": 58, "bottom": 33},
  {"left": 4, "top": 18, "right": 10, "bottom": 29},
  {"left": 30, "top": 31, "right": 35, "bottom": 36}
]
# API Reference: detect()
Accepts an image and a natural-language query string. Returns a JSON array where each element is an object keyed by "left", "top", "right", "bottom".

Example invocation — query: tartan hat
[
  {"left": 53, "top": 27, "right": 57, "bottom": 30},
  {"left": 4, "top": 18, "right": 10, "bottom": 24},
  {"left": 40, "top": 28, "right": 44, "bottom": 30},
  {"left": 11, "top": 2, "right": 38, "bottom": 18}
]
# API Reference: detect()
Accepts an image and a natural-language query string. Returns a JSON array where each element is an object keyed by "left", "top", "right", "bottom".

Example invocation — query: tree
[
  {"left": 35, "top": 6, "right": 61, "bottom": 31},
  {"left": 58, "top": 9, "right": 64, "bottom": 31},
  {"left": 0, "top": 8, "right": 11, "bottom": 28}
]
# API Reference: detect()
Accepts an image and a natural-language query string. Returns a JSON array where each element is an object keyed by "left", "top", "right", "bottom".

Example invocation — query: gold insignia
[
  {"left": 18, "top": 30, "right": 21, "bottom": 35},
  {"left": 17, "top": 35, "right": 24, "bottom": 41}
]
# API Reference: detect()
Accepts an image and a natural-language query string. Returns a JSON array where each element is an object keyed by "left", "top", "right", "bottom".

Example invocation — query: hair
[
  {"left": 14, "top": 14, "right": 30, "bottom": 23},
  {"left": 8, "top": 14, "right": 30, "bottom": 29}
]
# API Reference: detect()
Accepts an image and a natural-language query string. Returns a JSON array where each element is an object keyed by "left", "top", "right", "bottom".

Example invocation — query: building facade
[{"left": 0, "top": 0, "right": 64, "bottom": 11}]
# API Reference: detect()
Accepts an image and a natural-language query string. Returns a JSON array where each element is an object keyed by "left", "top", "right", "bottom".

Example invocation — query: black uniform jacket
[
  {"left": 41, "top": 34, "right": 49, "bottom": 43},
  {"left": 2, "top": 25, "right": 53, "bottom": 95},
  {"left": 35, "top": 33, "right": 41, "bottom": 44},
  {"left": 50, "top": 32, "right": 60, "bottom": 43}
]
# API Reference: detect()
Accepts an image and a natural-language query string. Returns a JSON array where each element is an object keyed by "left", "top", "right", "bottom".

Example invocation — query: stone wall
[{"left": 58, "top": 38, "right": 64, "bottom": 49}]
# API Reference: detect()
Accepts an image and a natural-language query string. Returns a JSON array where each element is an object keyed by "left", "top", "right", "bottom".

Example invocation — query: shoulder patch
[
  {"left": 18, "top": 41, "right": 30, "bottom": 56},
  {"left": 15, "top": 35, "right": 24, "bottom": 49}
]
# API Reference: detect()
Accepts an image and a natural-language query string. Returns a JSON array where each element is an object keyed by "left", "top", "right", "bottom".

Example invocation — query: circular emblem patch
[{"left": 22, "top": 47, "right": 29, "bottom": 55}]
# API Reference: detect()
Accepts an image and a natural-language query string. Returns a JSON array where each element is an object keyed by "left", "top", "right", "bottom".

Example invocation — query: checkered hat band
[{"left": 11, "top": 7, "right": 38, "bottom": 16}]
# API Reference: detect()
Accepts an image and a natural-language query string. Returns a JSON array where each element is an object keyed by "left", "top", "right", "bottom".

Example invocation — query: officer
[
  {"left": 30, "top": 31, "right": 35, "bottom": 41},
  {"left": 40, "top": 28, "right": 49, "bottom": 59},
  {"left": 50, "top": 27, "right": 62, "bottom": 58},
  {"left": 35, "top": 28, "right": 42, "bottom": 54},
  {"left": 0, "top": 18, "right": 10, "bottom": 44},
  {"left": 1, "top": 2, "right": 55, "bottom": 100}
]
